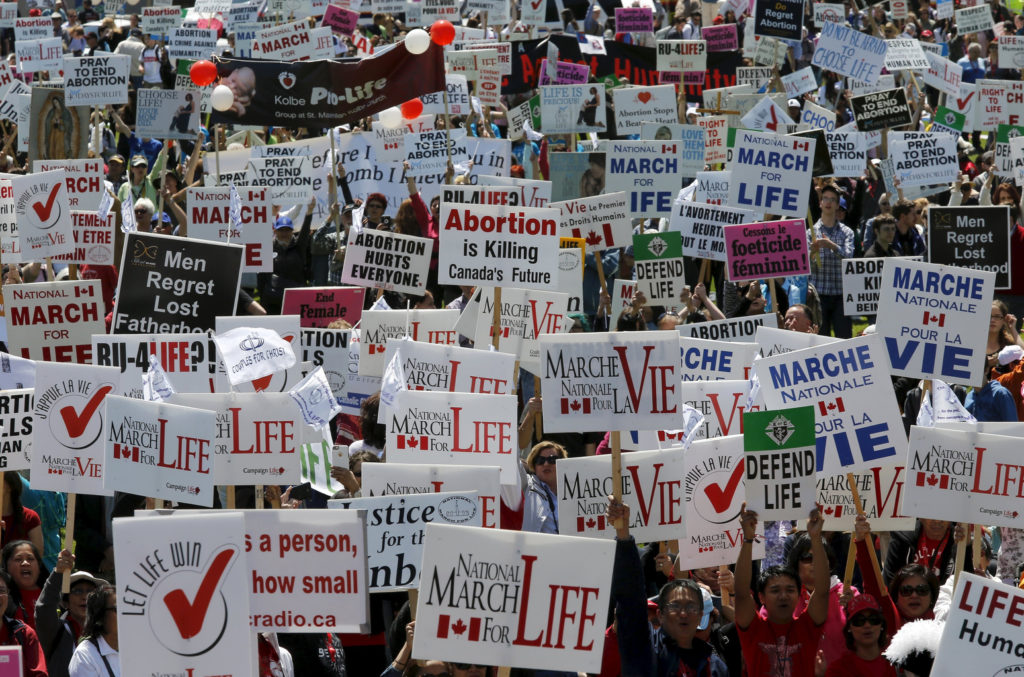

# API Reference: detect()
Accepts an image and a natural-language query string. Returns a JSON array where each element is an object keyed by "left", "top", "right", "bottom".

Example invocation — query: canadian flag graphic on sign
[
  {"left": 437, "top": 614, "right": 483, "bottom": 641},
  {"left": 571, "top": 222, "right": 616, "bottom": 248},
  {"left": 922, "top": 312, "right": 945, "bottom": 327},
  {"left": 397, "top": 435, "right": 429, "bottom": 450},
  {"left": 561, "top": 397, "right": 591, "bottom": 414},
  {"left": 817, "top": 397, "right": 845, "bottom": 417}
]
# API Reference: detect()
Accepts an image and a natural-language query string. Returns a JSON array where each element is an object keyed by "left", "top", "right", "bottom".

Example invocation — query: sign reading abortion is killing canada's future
[
  {"left": 724, "top": 219, "right": 809, "bottom": 283},
  {"left": 743, "top": 406, "right": 816, "bottom": 521},
  {"left": 876, "top": 258, "right": 995, "bottom": 385}
]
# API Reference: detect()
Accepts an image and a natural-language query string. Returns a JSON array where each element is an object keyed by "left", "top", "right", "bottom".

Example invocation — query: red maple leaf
[
  {"left": 926, "top": 473, "right": 939, "bottom": 486},
  {"left": 824, "top": 506, "right": 834, "bottom": 514},
  {"left": 586, "top": 518, "right": 596, "bottom": 528},
  {"left": 827, "top": 402, "right": 837, "bottom": 410},
  {"left": 406, "top": 436, "right": 419, "bottom": 448},
  {"left": 451, "top": 619, "right": 467, "bottom": 635},
  {"left": 570, "top": 400, "right": 582, "bottom": 411},
  {"left": 585, "top": 230, "right": 603, "bottom": 246},
  {"left": 1013, "top": 511, "right": 1020, "bottom": 518}
]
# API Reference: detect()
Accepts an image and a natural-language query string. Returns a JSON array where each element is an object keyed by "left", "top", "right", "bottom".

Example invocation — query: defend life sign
[
  {"left": 557, "top": 447, "right": 686, "bottom": 541},
  {"left": 632, "top": 231, "right": 685, "bottom": 305},
  {"left": 724, "top": 219, "right": 810, "bottom": 282},
  {"left": 927, "top": 206, "right": 1011, "bottom": 290},
  {"left": 5, "top": 280, "right": 103, "bottom": 364},
  {"left": 876, "top": 258, "right": 995, "bottom": 385},
  {"left": 539, "top": 331, "right": 681, "bottom": 433},
  {"left": 102, "top": 396, "right": 216, "bottom": 506},
  {"left": 438, "top": 202, "right": 560, "bottom": 290},
  {"left": 415, "top": 524, "right": 613, "bottom": 673},
  {"left": 728, "top": 130, "right": 815, "bottom": 218},
  {"left": 742, "top": 406, "right": 817, "bottom": 521},
  {"left": 605, "top": 140, "right": 686, "bottom": 218},
  {"left": 754, "top": 334, "right": 906, "bottom": 475},
  {"left": 187, "top": 186, "right": 271, "bottom": 274}
]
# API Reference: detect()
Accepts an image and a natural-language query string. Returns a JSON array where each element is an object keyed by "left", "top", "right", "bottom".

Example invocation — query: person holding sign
[
  {"left": 809, "top": 184, "right": 855, "bottom": 339},
  {"left": 0, "top": 571, "right": 46, "bottom": 677},
  {"left": 607, "top": 498, "right": 730, "bottom": 677},
  {"left": 734, "top": 503, "right": 830, "bottom": 677}
]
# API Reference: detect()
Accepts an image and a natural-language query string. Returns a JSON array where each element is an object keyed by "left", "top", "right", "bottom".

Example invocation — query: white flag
[
  {"left": 120, "top": 197, "right": 136, "bottom": 233},
  {"left": 379, "top": 347, "right": 407, "bottom": 410},
  {"left": 369, "top": 295, "right": 392, "bottom": 311},
  {"left": 229, "top": 183, "right": 243, "bottom": 234},
  {"left": 142, "top": 354, "right": 176, "bottom": 402},
  {"left": 917, "top": 388, "right": 934, "bottom": 427},
  {"left": 97, "top": 189, "right": 113, "bottom": 220},
  {"left": 288, "top": 366, "right": 342, "bottom": 428},
  {"left": 213, "top": 326, "right": 298, "bottom": 386},
  {"left": 931, "top": 379, "right": 975, "bottom": 424}
]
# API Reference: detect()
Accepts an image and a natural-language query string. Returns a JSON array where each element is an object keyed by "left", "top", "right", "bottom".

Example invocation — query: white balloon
[
  {"left": 211, "top": 85, "right": 235, "bottom": 112},
  {"left": 379, "top": 106, "right": 403, "bottom": 129},
  {"left": 404, "top": 28, "right": 431, "bottom": 55}
]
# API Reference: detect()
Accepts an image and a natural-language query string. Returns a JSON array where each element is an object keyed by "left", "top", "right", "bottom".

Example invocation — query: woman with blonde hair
[{"left": 522, "top": 442, "right": 567, "bottom": 534}]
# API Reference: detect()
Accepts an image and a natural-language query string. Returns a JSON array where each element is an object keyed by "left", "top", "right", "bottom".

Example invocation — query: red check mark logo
[
  {"left": 162, "top": 547, "right": 234, "bottom": 640},
  {"left": 59, "top": 385, "right": 113, "bottom": 439},
  {"left": 31, "top": 183, "right": 62, "bottom": 223},
  {"left": 530, "top": 0, "right": 542, "bottom": 9},
  {"left": 703, "top": 460, "right": 744, "bottom": 514}
]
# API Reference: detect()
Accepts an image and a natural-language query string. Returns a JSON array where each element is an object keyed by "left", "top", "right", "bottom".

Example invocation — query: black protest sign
[
  {"left": 850, "top": 88, "right": 912, "bottom": 133},
  {"left": 754, "top": 0, "right": 804, "bottom": 41},
  {"left": 790, "top": 129, "right": 834, "bottom": 177},
  {"left": 111, "top": 232, "right": 244, "bottom": 334},
  {"left": 927, "top": 206, "right": 1011, "bottom": 290}
]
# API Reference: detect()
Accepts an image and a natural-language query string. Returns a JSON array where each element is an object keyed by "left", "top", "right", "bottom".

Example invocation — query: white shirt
[{"left": 69, "top": 636, "right": 120, "bottom": 677}]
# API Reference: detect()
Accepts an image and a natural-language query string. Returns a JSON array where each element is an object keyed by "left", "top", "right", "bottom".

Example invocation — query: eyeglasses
[
  {"left": 534, "top": 455, "right": 559, "bottom": 466},
  {"left": 850, "top": 613, "right": 883, "bottom": 627},
  {"left": 898, "top": 584, "right": 931, "bottom": 597},
  {"left": 662, "top": 602, "right": 702, "bottom": 615},
  {"left": 992, "top": 314, "right": 1005, "bottom": 320},
  {"left": 367, "top": 202, "right": 385, "bottom": 209},
  {"left": 134, "top": 208, "right": 149, "bottom": 215},
  {"left": 821, "top": 196, "right": 838, "bottom": 203}
]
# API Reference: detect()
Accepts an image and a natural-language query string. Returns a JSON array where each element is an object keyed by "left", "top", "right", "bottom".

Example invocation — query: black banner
[
  {"left": 790, "top": 129, "right": 835, "bottom": 177},
  {"left": 754, "top": 0, "right": 804, "bottom": 41},
  {"left": 850, "top": 88, "right": 912, "bottom": 133},
  {"left": 111, "top": 232, "right": 244, "bottom": 334},
  {"left": 927, "top": 206, "right": 1011, "bottom": 289},
  {"left": 209, "top": 43, "right": 446, "bottom": 128}
]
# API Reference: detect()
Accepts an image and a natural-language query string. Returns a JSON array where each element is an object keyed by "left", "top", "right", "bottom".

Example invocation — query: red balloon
[
  {"left": 430, "top": 19, "right": 455, "bottom": 46},
  {"left": 190, "top": 60, "right": 218, "bottom": 87},
  {"left": 401, "top": 99, "right": 424, "bottom": 119}
]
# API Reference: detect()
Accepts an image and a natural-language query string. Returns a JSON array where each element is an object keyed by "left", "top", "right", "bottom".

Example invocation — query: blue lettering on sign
[
  {"left": 884, "top": 337, "right": 972, "bottom": 380},
  {"left": 737, "top": 183, "right": 800, "bottom": 213},
  {"left": 682, "top": 347, "right": 732, "bottom": 373},
  {"left": 814, "top": 422, "right": 897, "bottom": 472},
  {"left": 631, "top": 191, "right": 671, "bottom": 213}
]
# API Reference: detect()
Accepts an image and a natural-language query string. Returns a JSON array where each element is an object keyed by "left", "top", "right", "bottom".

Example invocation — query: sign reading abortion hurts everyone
[{"left": 724, "top": 219, "right": 809, "bottom": 282}]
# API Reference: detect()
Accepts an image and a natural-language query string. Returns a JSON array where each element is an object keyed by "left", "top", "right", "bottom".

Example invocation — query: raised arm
[{"left": 734, "top": 502, "right": 759, "bottom": 630}]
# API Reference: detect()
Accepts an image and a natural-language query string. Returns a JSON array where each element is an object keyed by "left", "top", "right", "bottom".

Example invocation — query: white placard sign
[
  {"left": 93, "top": 333, "right": 219, "bottom": 398},
  {"left": 755, "top": 334, "right": 907, "bottom": 474},
  {"left": 16, "top": 37, "right": 62, "bottom": 73},
  {"left": 656, "top": 40, "right": 708, "bottom": 72},
  {"left": 405, "top": 129, "right": 469, "bottom": 179},
  {"left": 781, "top": 67, "right": 818, "bottom": 97},
  {"left": 728, "top": 129, "right": 815, "bottom": 218},
  {"left": 842, "top": 256, "right": 912, "bottom": 315},
  {"left": 876, "top": 258, "right": 995, "bottom": 385},
  {"left": 680, "top": 337, "right": 758, "bottom": 381},
  {"left": 553, "top": 192, "right": 631, "bottom": 251},
  {"left": 612, "top": 85, "right": 677, "bottom": 135},
  {"left": 606, "top": 140, "right": 687, "bottom": 217},
  {"left": 827, "top": 131, "right": 867, "bottom": 178},
  {"left": 670, "top": 198, "right": 753, "bottom": 262},
  {"left": 677, "top": 313, "right": 778, "bottom": 342},
  {"left": 0, "top": 389, "right": 33, "bottom": 470},
  {"left": 11, "top": 170, "right": 73, "bottom": 258},
  {"left": 32, "top": 159, "right": 105, "bottom": 212},
  {"left": 679, "top": 379, "right": 762, "bottom": 440},
  {"left": 755, "top": 325, "right": 840, "bottom": 358},
  {"left": 955, "top": 5, "right": 992, "bottom": 33},
  {"left": 810, "top": 466, "right": 914, "bottom": 531},
  {"left": 340, "top": 228, "right": 432, "bottom": 295},
  {"left": 472, "top": 288, "right": 568, "bottom": 374},
  {"left": 811, "top": 21, "right": 886, "bottom": 84},
  {"left": 538, "top": 84, "right": 607, "bottom": 134},
  {"left": 889, "top": 131, "right": 958, "bottom": 188},
  {"left": 63, "top": 55, "right": 131, "bottom": 106},
  {"left": 5, "top": 280, "right": 104, "bottom": 364},
  {"left": 362, "top": 463, "right": 502, "bottom": 529},
  {"left": 924, "top": 51, "right": 963, "bottom": 97},
  {"left": 884, "top": 38, "right": 930, "bottom": 71},
  {"left": 168, "top": 27, "right": 219, "bottom": 61},
  {"left": 415, "top": 524, "right": 613, "bottom": 673},
  {"left": 358, "top": 309, "right": 459, "bottom": 377},
  {"left": 187, "top": 186, "right": 272, "bottom": 273}
]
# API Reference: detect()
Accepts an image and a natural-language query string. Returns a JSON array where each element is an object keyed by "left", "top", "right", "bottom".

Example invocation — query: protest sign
[
  {"left": 471, "top": 288, "right": 568, "bottom": 374},
  {"left": 755, "top": 335, "right": 906, "bottom": 474},
  {"left": 142, "top": 6, "right": 182, "bottom": 34},
  {"left": 10, "top": 171, "right": 73, "bottom": 259},
  {"left": 884, "top": 38, "right": 929, "bottom": 71},
  {"left": 679, "top": 379, "right": 762, "bottom": 440},
  {"left": 889, "top": 131, "right": 958, "bottom": 188},
  {"left": 28, "top": 88, "right": 89, "bottom": 163},
  {"left": 166, "top": 392, "right": 306, "bottom": 485},
  {"left": 536, "top": 59, "right": 590, "bottom": 85},
  {"left": 438, "top": 201, "right": 559, "bottom": 289},
  {"left": 371, "top": 115, "right": 433, "bottom": 163},
  {"left": 362, "top": 462, "right": 501, "bottom": 528},
  {"left": 359, "top": 309, "right": 459, "bottom": 376},
  {"left": 724, "top": 219, "right": 809, "bottom": 282},
  {"left": 606, "top": 140, "right": 687, "bottom": 217},
  {"left": 0, "top": 2, "right": 13, "bottom": 28},
  {"left": 405, "top": 129, "right": 468, "bottom": 179},
  {"left": 632, "top": 231, "right": 686, "bottom": 305},
  {"left": 755, "top": 325, "right": 840, "bottom": 357},
  {"left": 615, "top": 7, "right": 653, "bottom": 32},
  {"left": 812, "top": 21, "right": 886, "bottom": 84},
  {"left": 737, "top": 66, "right": 773, "bottom": 89},
  {"left": 102, "top": 396, "right": 216, "bottom": 505},
  {"left": 928, "top": 206, "right": 1011, "bottom": 289},
  {"left": 420, "top": 75, "right": 471, "bottom": 117},
  {"left": 0, "top": 354, "right": 35, "bottom": 390},
  {"left": 538, "top": 85, "right": 607, "bottom": 134},
  {"left": 976, "top": 80, "right": 1024, "bottom": 129},
  {"left": 246, "top": 156, "right": 313, "bottom": 205},
  {"left": 694, "top": 118, "right": 729, "bottom": 166},
  {"left": 300, "top": 327, "right": 379, "bottom": 416},
  {"left": 112, "top": 233, "right": 243, "bottom": 334},
  {"left": 850, "top": 88, "right": 912, "bottom": 132},
  {"left": 558, "top": 447, "right": 686, "bottom": 541},
  {"left": 16, "top": 37, "right": 61, "bottom": 74},
  {"left": 5, "top": 280, "right": 103, "bottom": 364},
  {"left": 322, "top": 4, "right": 360, "bottom": 35},
  {"left": 452, "top": 41, "right": 512, "bottom": 75},
  {"left": 743, "top": 406, "right": 816, "bottom": 520},
  {"left": 254, "top": 21, "right": 332, "bottom": 61},
  {"left": 113, "top": 513, "right": 253, "bottom": 677},
  {"left": 31, "top": 362, "right": 119, "bottom": 495},
  {"left": 329, "top": 491, "right": 480, "bottom": 590},
  {"left": 12, "top": 16, "right": 49, "bottom": 41},
  {"left": 810, "top": 466, "right": 914, "bottom": 531},
  {"left": 168, "top": 26, "right": 218, "bottom": 61},
  {"left": 187, "top": 186, "right": 271, "bottom": 273},
  {"left": 136, "top": 88, "right": 200, "bottom": 140},
  {"left": 340, "top": 228, "right": 431, "bottom": 296},
  {"left": 876, "top": 258, "right": 995, "bottom": 385},
  {"left": 680, "top": 337, "right": 758, "bottom": 381},
  {"left": 994, "top": 123, "right": 1024, "bottom": 173},
  {"left": 281, "top": 287, "right": 364, "bottom": 328},
  {"left": 32, "top": 159, "right": 104, "bottom": 212},
  {"left": 612, "top": 85, "right": 677, "bottom": 135},
  {"left": 924, "top": 50, "right": 963, "bottom": 97},
  {"left": 928, "top": 108, "right": 963, "bottom": 137},
  {"left": 211, "top": 316, "right": 301, "bottom": 394},
  {"left": 671, "top": 200, "right": 753, "bottom": 262},
  {"left": 415, "top": 524, "right": 613, "bottom": 672},
  {"left": 638, "top": 125, "right": 706, "bottom": 176},
  {"left": 93, "top": 333, "right": 219, "bottom": 398},
  {"left": 741, "top": 96, "right": 794, "bottom": 133},
  {"left": 656, "top": 40, "right": 708, "bottom": 72},
  {"left": 904, "top": 426, "right": 1024, "bottom": 528},
  {"left": 754, "top": 0, "right": 802, "bottom": 40},
  {"left": 678, "top": 313, "right": 778, "bottom": 342},
  {"left": 474, "top": 176, "right": 552, "bottom": 208},
  {"left": 795, "top": 100, "right": 834, "bottom": 133},
  {"left": 703, "top": 24, "right": 738, "bottom": 51},
  {"left": 0, "top": 389, "right": 32, "bottom": 470},
  {"left": 385, "top": 390, "right": 518, "bottom": 482},
  {"left": 813, "top": 2, "right": 844, "bottom": 23},
  {"left": 842, "top": 256, "right": 922, "bottom": 315},
  {"left": 63, "top": 55, "right": 130, "bottom": 107},
  {"left": 955, "top": 5, "right": 992, "bottom": 33},
  {"left": 540, "top": 331, "right": 681, "bottom": 433},
  {"left": 781, "top": 67, "right": 817, "bottom": 97},
  {"left": 826, "top": 131, "right": 868, "bottom": 178},
  {"left": 553, "top": 192, "right": 630, "bottom": 251},
  {"left": 728, "top": 131, "right": 815, "bottom": 217}
]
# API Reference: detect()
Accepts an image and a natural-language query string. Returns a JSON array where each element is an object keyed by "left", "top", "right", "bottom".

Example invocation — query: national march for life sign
[
  {"left": 557, "top": 447, "right": 686, "bottom": 541},
  {"left": 724, "top": 219, "right": 809, "bottom": 282},
  {"left": 903, "top": 426, "right": 1024, "bottom": 529},
  {"left": 876, "top": 258, "right": 995, "bottom": 385},
  {"left": 754, "top": 334, "right": 905, "bottom": 475},
  {"left": 743, "top": 406, "right": 817, "bottom": 521},
  {"left": 606, "top": 140, "right": 687, "bottom": 218},
  {"left": 540, "top": 331, "right": 681, "bottom": 433},
  {"left": 5, "top": 280, "right": 104, "bottom": 364},
  {"left": 728, "top": 130, "right": 815, "bottom": 218},
  {"left": 415, "top": 524, "right": 613, "bottom": 673}
]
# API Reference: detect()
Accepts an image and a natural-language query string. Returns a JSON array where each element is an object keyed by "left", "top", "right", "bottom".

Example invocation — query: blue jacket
[
  {"left": 613, "top": 538, "right": 729, "bottom": 677},
  {"left": 965, "top": 381, "right": 1018, "bottom": 422}
]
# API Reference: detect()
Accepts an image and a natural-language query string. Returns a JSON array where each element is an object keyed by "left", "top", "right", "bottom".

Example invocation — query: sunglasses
[
  {"left": 367, "top": 202, "right": 385, "bottom": 209},
  {"left": 898, "top": 584, "right": 931, "bottom": 597},
  {"left": 534, "top": 455, "right": 559, "bottom": 466},
  {"left": 850, "top": 613, "right": 883, "bottom": 627}
]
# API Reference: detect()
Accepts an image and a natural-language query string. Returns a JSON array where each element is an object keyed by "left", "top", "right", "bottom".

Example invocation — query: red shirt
[
  {"left": 824, "top": 650, "right": 897, "bottom": 677},
  {"left": 1, "top": 508, "right": 40, "bottom": 550},
  {"left": 738, "top": 611, "right": 823, "bottom": 677}
]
